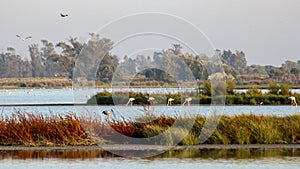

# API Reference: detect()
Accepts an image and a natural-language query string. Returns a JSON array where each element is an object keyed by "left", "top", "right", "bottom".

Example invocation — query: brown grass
[
  {"left": 0, "top": 111, "right": 93, "bottom": 146},
  {"left": 1, "top": 111, "right": 300, "bottom": 146},
  {"left": 0, "top": 78, "right": 72, "bottom": 88}
]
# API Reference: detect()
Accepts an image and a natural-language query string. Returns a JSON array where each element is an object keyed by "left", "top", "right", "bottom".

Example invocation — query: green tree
[
  {"left": 226, "top": 80, "right": 236, "bottom": 95},
  {"left": 280, "top": 84, "right": 290, "bottom": 95},
  {"left": 268, "top": 82, "right": 280, "bottom": 95},
  {"left": 203, "top": 81, "right": 212, "bottom": 96}
]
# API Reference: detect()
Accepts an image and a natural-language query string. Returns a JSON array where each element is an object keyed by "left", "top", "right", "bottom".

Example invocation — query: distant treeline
[{"left": 1, "top": 34, "right": 300, "bottom": 86}]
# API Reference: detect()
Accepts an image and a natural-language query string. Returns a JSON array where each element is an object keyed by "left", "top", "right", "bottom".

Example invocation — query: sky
[{"left": 0, "top": 0, "right": 299, "bottom": 66}]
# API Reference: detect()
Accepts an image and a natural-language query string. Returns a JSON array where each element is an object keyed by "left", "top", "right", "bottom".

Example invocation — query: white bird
[
  {"left": 148, "top": 97, "right": 155, "bottom": 105},
  {"left": 288, "top": 96, "right": 297, "bottom": 106},
  {"left": 167, "top": 98, "right": 174, "bottom": 106},
  {"left": 16, "top": 35, "right": 32, "bottom": 41},
  {"left": 142, "top": 97, "right": 155, "bottom": 115},
  {"left": 60, "top": 13, "right": 68, "bottom": 17},
  {"left": 183, "top": 97, "right": 192, "bottom": 106},
  {"left": 126, "top": 98, "right": 135, "bottom": 106}
]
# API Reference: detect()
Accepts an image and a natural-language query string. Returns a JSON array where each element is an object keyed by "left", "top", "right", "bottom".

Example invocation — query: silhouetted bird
[{"left": 60, "top": 13, "right": 68, "bottom": 17}]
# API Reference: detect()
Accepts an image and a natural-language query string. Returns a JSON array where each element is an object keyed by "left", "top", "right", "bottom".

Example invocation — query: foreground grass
[{"left": 1, "top": 111, "right": 300, "bottom": 146}]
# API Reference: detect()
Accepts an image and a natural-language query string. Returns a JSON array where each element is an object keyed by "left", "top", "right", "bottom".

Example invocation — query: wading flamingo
[
  {"left": 143, "top": 97, "right": 155, "bottom": 115},
  {"left": 288, "top": 96, "right": 297, "bottom": 106},
  {"left": 167, "top": 98, "right": 174, "bottom": 106},
  {"left": 183, "top": 97, "right": 192, "bottom": 106},
  {"left": 126, "top": 98, "right": 135, "bottom": 106}
]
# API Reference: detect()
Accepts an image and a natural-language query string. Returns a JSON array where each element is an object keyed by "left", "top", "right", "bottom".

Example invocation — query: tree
[
  {"left": 226, "top": 80, "right": 236, "bottom": 95},
  {"left": 29, "top": 44, "right": 46, "bottom": 77},
  {"left": 220, "top": 50, "right": 247, "bottom": 73},
  {"left": 203, "top": 81, "right": 212, "bottom": 96},
  {"left": 268, "top": 82, "right": 280, "bottom": 95}
]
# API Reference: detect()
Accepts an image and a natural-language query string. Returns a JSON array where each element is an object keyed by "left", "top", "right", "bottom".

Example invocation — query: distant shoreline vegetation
[{"left": 0, "top": 34, "right": 300, "bottom": 88}]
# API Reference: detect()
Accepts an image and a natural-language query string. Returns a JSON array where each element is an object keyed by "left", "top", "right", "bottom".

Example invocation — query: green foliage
[
  {"left": 280, "top": 84, "right": 291, "bottom": 95},
  {"left": 226, "top": 80, "right": 236, "bottom": 95},
  {"left": 268, "top": 82, "right": 280, "bottom": 94},
  {"left": 203, "top": 81, "right": 212, "bottom": 96},
  {"left": 246, "top": 86, "right": 262, "bottom": 96}
]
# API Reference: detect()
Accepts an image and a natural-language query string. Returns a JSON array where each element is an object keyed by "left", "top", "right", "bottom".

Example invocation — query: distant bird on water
[
  {"left": 102, "top": 109, "right": 114, "bottom": 121},
  {"left": 102, "top": 109, "right": 114, "bottom": 115},
  {"left": 16, "top": 35, "right": 32, "bottom": 41},
  {"left": 60, "top": 13, "right": 68, "bottom": 17}
]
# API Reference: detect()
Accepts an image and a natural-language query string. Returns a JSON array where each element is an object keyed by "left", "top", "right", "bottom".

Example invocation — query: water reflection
[
  {"left": 0, "top": 149, "right": 118, "bottom": 160},
  {"left": 1, "top": 148, "right": 300, "bottom": 160}
]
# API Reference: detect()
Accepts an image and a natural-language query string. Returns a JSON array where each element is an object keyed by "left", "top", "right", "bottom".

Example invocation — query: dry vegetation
[
  {"left": 0, "top": 78, "right": 72, "bottom": 88},
  {"left": 1, "top": 111, "right": 300, "bottom": 146}
]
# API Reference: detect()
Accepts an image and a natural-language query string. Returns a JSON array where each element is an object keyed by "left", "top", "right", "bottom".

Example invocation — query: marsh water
[
  {"left": 1, "top": 147, "right": 300, "bottom": 168},
  {"left": 1, "top": 88, "right": 300, "bottom": 168},
  {"left": 0, "top": 88, "right": 299, "bottom": 118}
]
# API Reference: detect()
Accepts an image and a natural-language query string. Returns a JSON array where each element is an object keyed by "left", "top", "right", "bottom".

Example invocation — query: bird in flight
[
  {"left": 16, "top": 35, "right": 32, "bottom": 41},
  {"left": 60, "top": 13, "right": 68, "bottom": 17}
]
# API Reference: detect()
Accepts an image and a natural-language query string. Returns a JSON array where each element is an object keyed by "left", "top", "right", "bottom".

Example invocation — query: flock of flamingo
[
  {"left": 102, "top": 97, "right": 193, "bottom": 117},
  {"left": 102, "top": 96, "right": 298, "bottom": 117}
]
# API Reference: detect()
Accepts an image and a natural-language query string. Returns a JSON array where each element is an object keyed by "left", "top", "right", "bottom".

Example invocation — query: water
[
  {"left": 1, "top": 148, "right": 300, "bottom": 169},
  {"left": 1, "top": 158, "right": 299, "bottom": 169},
  {"left": 0, "top": 88, "right": 299, "bottom": 118}
]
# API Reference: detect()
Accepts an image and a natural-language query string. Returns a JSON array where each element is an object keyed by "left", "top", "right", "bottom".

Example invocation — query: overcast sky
[{"left": 1, "top": 0, "right": 299, "bottom": 66}]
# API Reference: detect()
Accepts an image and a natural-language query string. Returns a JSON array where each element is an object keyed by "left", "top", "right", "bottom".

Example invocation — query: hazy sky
[{"left": 1, "top": 0, "right": 299, "bottom": 66}]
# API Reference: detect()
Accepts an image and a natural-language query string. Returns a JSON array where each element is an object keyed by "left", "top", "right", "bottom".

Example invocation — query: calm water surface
[
  {"left": 1, "top": 148, "right": 300, "bottom": 169},
  {"left": 0, "top": 88, "right": 299, "bottom": 118}
]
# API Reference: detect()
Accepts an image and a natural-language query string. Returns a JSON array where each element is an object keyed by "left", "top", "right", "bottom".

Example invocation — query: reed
[{"left": 1, "top": 111, "right": 300, "bottom": 146}]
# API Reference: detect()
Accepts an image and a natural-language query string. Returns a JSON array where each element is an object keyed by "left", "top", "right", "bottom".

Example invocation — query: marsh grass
[{"left": 1, "top": 111, "right": 300, "bottom": 146}]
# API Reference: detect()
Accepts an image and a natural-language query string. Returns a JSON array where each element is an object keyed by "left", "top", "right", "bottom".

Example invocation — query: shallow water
[
  {"left": 1, "top": 148, "right": 300, "bottom": 169},
  {"left": 1, "top": 88, "right": 299, "bottom": 118}
]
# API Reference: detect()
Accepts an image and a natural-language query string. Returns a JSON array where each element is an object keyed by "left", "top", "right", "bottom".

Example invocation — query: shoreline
[{"left": 1, "top": 144, "right": 300, "bottom": 151}]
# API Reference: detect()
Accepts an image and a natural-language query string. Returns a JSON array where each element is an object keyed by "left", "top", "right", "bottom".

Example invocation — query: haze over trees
[{"left": 1, "top": 34, "right": 299, "bottom": 86}]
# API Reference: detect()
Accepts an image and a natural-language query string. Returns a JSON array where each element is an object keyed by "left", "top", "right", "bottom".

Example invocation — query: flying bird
[
  {"left": 60, "top": 13, "right": 68, "bottom": 17},
  {"left": 16, "top": 35, "right": 32, "bottom": 41}
]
